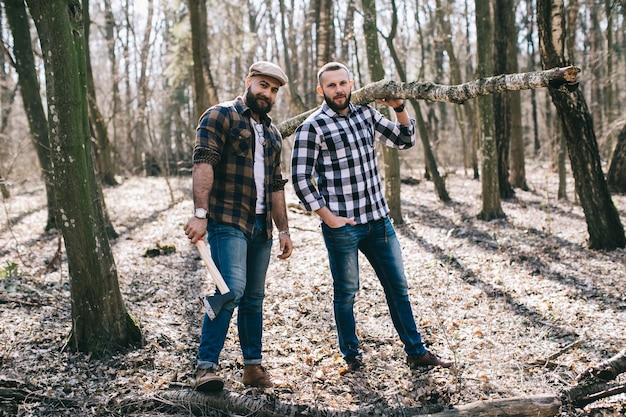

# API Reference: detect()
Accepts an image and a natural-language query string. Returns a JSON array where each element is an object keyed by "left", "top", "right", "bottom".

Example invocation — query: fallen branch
[
  {"left": 153, "top": 388, "right": 443, "bottom": 417},
  {"left": 424, "top": 395, "right": 561, "bottom": 416},
  {"left": 152, "top": 348, "right": 624, "bottom": 417},
  {"left": 526, "top": 339, "right": 584, "bottom": 368},
  {"left": 576, "top": 348, "right": 626, "bottom": 383},
  {"left": 278, "top": 66, "right": 580, "bottom": 138}
]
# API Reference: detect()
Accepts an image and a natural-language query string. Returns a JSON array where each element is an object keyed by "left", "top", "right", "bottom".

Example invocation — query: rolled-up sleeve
[
  {"left": 372, "top": 109, "right": 416, "bottom": 149},
  {"left": 192, "top": 106, "right": 230, "bottom": 164}
]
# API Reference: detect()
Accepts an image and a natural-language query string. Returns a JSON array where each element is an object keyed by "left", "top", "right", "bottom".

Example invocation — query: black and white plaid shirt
[{"left": 291, "top": 102, "right": 415, "bottom": 224}]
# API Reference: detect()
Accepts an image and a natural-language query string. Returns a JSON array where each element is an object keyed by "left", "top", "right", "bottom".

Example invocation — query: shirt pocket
[
  {"left": 228, "top": 128, "right": 251, "bottom": 157},
  {"left": 321, "top": 131, "right": 352, "bottom": 166}
]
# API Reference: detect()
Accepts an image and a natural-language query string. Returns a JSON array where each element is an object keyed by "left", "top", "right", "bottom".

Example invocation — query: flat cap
[{"left": 248, "top": 61, "right": 288, "bottom": 86}]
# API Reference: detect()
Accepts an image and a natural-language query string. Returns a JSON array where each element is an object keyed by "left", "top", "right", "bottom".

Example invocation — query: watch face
[{"left": 195, "top": 208, "right": 207, "bottom": 218}]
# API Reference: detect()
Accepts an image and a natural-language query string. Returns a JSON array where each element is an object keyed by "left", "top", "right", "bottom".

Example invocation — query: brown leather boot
[
  {"left": 242, "top": 365, "right": 274, "bottom": 388},
  {"left": 193, "top": 368, "right": 224, "bottom": 392},
  {"left": 407, "top": 351, "right": 454, "bottom": 369}
]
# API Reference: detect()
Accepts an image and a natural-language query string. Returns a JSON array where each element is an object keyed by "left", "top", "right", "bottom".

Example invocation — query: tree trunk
[
  {"left": 315, "top": 0, "right": 334, "bottom": 69},
  {"left": 5, "top": 0, "right": 58, "bottom": 230},
  {"left": 278, "top": 0, "right": 306, "bottom": 115},
  {"left": 557, "top": 125, "right": 568, "bottom": 200},
  {"left": 26, "top": 0, "right": 141, "bottom": 357},
  {"left": 607, "top": 122, "right": 626, "bottom": 193},
  {"left": 391, "top": 0, "right": 449, "bottom": 201},
  {"left": 362, "top": 0, "right": 403, "bottom": 224},
  {"left": 496, "top": 0, "right": 527, "bottom": 191},
  {"left": 537, "top": 0, "right": 625, "bottom": 250},
  {"left": 493, "top": 0, "right": 515, "bottom": 199},
  {"left": 188, "top": 0, "right": 219, "bottom": 118},
  {"left": 83, "top": 0, "right": 118, "bottom": 187},
  {"left": 436, "top": 0, "right": 476, "bottom": 179},
  {"left": 102, "top": 0, "right": 120, "bottom": 163},
  {"left": 475, "top": 0, "right": 505, "bottom": 220}
]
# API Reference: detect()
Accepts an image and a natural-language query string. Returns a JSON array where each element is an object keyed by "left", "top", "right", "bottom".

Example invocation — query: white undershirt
[{"left": 251, "top": 118, "right": 266, "bottom": 214}]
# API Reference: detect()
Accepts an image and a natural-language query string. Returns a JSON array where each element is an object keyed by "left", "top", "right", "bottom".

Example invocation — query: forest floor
[{"left": 0, "top": 162, "right": 625, "bottom": 416}]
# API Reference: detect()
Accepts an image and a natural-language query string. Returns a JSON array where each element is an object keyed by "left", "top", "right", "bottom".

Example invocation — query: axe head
[{"left": 201, "top": 292, "right": 235, "bottom": 320}]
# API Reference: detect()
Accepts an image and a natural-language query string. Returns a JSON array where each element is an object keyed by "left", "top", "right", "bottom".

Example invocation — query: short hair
[{"left": 317, "top": 62, "right": 351, "bottom": 83}]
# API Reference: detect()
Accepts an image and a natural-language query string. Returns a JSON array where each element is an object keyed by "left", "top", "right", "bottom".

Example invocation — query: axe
[{"left": 196, "top": 239, "right": 235, "bottom": 320}]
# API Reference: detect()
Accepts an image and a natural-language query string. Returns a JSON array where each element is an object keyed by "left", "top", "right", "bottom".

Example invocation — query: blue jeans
[
  {"left": 197, "top": 216, "right": 272, "bottom": 370},
  {"left": 321, "top": 217, "right": 427, "bottom": 360}
]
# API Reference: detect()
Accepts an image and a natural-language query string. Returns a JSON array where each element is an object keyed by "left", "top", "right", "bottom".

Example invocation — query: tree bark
[
  {"left": 537, "top": 0, "right": 625, "bottom": 250},
  {"left": 4, "top": 0, "right": 58, "bottom": 230},
  {"left": 362, "top": 0, "right": 403, "bottom": 224},
  {"left": 386, "top": 0, "right": 449, "bottom": 202},
  {"left": 188, "top": 0, "right": 219, "bottom": 118},
  {"left": 315, "top": 0, "right": 334, "bottom": 69},
  {"left": 475, "top": 0, "right": 504, "bottom": 220},
  {"left": 607, "top": 122, "right": 626, "bottom": 193},
  {"left": 26, "top": 0, "right": 141, "bottom": 357},
  {"left": 83, "top": 0, "right": 118, "bottom": 187},
  {"left": 493, "top": 0, "right": 518, "bottom": 198},
  {"left": 436, "top": 0, "right": 476, "bottom": 179}
]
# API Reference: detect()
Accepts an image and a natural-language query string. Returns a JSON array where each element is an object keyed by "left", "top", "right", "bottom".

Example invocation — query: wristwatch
[
  {"left": 393, "top": 103, "right": 406, "bottom": 112},
  {"left": 194, "top": 208, "right": 208, "bottom": 219}
]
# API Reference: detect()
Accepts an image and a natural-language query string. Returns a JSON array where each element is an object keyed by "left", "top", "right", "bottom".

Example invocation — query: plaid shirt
[
  {"left": 193, "top": 96, "right": 287, "bottom": 239},
  {"left": 291, "top": 102, "right": 415, "bottom": 224}
]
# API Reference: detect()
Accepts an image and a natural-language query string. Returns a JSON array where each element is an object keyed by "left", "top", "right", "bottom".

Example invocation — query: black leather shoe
[{"left": 407, "top": 351, "right": 453, "bottom": 369}]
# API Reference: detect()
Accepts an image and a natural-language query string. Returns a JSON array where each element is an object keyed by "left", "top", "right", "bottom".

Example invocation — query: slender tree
[
  {"left": 494, "top": 0, "right": 521, "bottom": 197},
  {"left": 188, "top": 0, "right": 219, "bottom": 118},
  {"left": 315, "top": 0, "right": 334, "bottom": 69},
  {"left": 25, "top": 0, "right": 142, "bottom": 356},
  {"left": 537, "top": 0, "right": 625, "bottom": 249},
  {"left": 84, "top": 0, "right": 117, "bottom": 186},
  {"left": 362, "top": 0, "right": 403, "bottom": 223},
  {"left": 475, "top": 0, "right": 505, "bottom": 220},
  {"left": 436, "top": 0, "right": 476, "bottom": 180},
  {"left": 607, "top": 123, "right": 626, "bottom": 193},
  {"left": 388, "top": 0, "right": 449, "bottom": 202},
  {"left": 4, "top": 0, "right": 58, "bottom": 230}
]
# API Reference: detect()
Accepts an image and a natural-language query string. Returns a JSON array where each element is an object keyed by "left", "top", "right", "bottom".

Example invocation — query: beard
[
  {"left": 245, "top": 89, "right": 273, "bottom": 116},
  {"left": 323, "top": 91, "right": 351, "bottom": 113}
]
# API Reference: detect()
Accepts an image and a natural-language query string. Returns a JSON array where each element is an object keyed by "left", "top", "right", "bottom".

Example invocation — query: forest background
[{"left": 0, "top": 0, "right": 625, "bottom": 416}]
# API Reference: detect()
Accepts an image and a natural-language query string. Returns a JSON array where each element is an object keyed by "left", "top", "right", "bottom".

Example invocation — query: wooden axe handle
[{"left": 196, "top": 239, "right": 230, "bottom": 295}]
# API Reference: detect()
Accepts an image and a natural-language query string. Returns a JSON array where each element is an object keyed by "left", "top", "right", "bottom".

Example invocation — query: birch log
[{"left": 278, "top": 66, "right": 580, "bottom": 138}]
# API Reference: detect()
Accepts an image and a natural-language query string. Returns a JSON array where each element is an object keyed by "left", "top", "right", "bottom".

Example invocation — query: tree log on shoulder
[{"left": 278, "top": 66, "right": 580, "bottom": 138}]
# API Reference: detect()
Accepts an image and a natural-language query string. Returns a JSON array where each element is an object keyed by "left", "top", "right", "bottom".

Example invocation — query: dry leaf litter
[{"left": 0, "top": 163, "right": 624, "bottom": 416}]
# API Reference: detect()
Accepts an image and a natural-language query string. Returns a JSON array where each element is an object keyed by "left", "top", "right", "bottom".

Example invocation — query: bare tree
[
  {"left": 4, "top": 0, "right": 58, "bottom": 230},
  {"left": 607, "top": 122, "right": 626, "bottom": 193},
  {"left": 387, "top": 0, "right": 449, "bottom": 202},
  {"left": 188, "top": 0, "right": 219, "bottom": 117},
  {"left": 84, "top": 0, "right": 118, "bottom": 186},
  {"left": 537, "top": 0, "right": 625, "bottom": 250},
  {"left": 362, "top": 0, "right": 403, "bottom": 224},
  {"left": 475, "top": 0, "right": 505, "bottom": 220},
  {"left": 25, "top": 0, "right": 141, "bottom": 356},
  {"left": 493, "top": 0, "right": 518, "bottom": 198}
]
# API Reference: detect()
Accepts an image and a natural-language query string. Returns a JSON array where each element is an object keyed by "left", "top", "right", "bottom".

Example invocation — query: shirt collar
[{"left": 321, "top": 101, "right": 354, "bottom": 119}]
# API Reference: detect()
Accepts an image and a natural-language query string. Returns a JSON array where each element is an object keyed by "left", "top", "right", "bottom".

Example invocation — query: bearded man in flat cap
[{"left": 184, "top": 61, "right": 293, "bottom": 391}]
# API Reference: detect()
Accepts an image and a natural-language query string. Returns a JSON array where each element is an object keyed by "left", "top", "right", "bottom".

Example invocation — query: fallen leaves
[{"left": 0, "top": 167, "right": 625, "bottom": 416}]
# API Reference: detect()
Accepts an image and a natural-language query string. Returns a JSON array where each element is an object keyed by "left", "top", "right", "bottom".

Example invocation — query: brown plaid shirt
[{"left": 193, "top": 96, "right": 288, "bottom": 239}]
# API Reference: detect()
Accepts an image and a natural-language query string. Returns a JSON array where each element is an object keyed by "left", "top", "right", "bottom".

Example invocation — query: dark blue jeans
[
  {"left": 321, "top": 217, "right": 427, "bottom": 360},
  {"left": 197, "top": 216, "right": 272, "bottom": 370}
]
